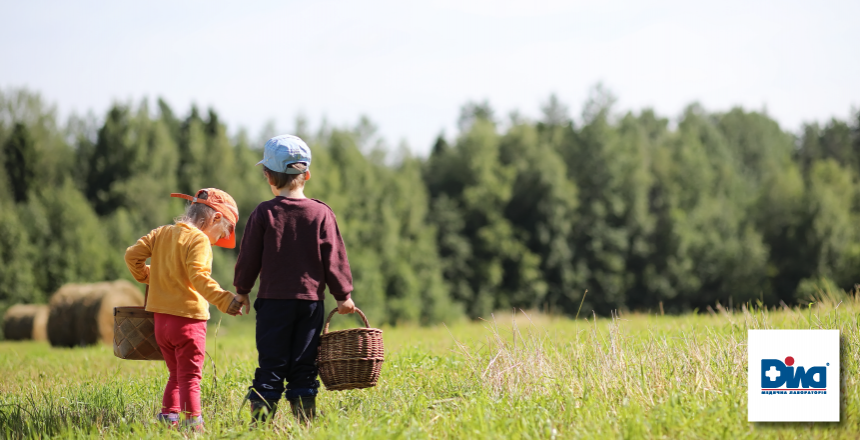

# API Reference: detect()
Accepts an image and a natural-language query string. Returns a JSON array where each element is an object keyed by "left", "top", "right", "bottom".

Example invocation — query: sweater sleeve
[
  {"left": 185, "top": 233, "right": 235, "bottom": 313},
  {"left": 233, "top": 207, "right": 265, "bottom": 295},
  {"left": 320, "top": 209, "right": 354, "bottom": 301},
  {"left": 125, "top": 227, "right": 159, "bottom": 284}
]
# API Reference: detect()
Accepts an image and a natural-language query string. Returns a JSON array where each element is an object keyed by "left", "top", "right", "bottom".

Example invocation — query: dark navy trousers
[{"left": 250, "top": 298, "right": 324, "bottom": 401}]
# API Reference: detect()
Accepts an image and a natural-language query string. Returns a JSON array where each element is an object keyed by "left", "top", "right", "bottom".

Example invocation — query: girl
[{"left": 125, "top": 188, "right": 247, "bottom": 430}]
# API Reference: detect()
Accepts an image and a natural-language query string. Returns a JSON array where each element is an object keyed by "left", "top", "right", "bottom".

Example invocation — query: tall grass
[{"left": 1, "top": 296, "right": 859, "bottom": 439}]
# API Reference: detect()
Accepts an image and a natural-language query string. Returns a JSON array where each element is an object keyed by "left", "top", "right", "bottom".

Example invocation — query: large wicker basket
[
  {"left": 317, "top": 308, "right": 384, "bottom": 391},
  {"left": 112, "top": 286, "right": 163, "bottom": 361}
]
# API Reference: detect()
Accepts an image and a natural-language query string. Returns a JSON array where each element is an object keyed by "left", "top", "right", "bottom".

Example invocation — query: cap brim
[{"left": 214, "top": 230, "right": 236, "bottom": 249}]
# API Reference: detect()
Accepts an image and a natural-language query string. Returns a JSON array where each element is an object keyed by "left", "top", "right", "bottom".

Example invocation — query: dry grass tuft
[{"left": 454, "top": 295, "right": 857, "bottom": 417}]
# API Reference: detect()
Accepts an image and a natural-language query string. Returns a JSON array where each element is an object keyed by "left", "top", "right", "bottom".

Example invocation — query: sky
[{"left": 1, "top": 0, "right": 858, "bottom": 154}]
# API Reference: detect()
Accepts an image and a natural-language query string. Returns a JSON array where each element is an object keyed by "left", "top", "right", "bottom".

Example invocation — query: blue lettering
[
  {"left": 785, "top": 366, "right": 804, "bottom": 388},
  {"left": 803, "top": 366, "right": 826, "bottom": 388},
  {"left": 761, "top": 359, "right": 827, "bottom": 389},
  {"left": 761, "top": 359, "right": 789, "bottom": 388}
]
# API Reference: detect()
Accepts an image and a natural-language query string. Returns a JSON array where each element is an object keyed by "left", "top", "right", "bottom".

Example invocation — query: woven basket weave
[
  {"left": 317, "top": 308, "right": 384, "bottom": 391},
  {"left": 112, "top": 286, "right": 163, "bottom": 361}
]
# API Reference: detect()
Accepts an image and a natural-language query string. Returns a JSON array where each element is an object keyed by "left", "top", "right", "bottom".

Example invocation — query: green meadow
[{"left": 1, "top": 299, "right": 859, "bottom": 439}]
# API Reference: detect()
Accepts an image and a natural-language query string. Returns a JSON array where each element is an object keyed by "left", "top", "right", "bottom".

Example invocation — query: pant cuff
[
  {"left": 156, "top": 413, "right": 179, "bottom": 423},
  {"left": 285, "top": 387, "right": 318, "bottom": 399},
  {"left": 247, "top": 387, "right": 282, "bottom": 402}
]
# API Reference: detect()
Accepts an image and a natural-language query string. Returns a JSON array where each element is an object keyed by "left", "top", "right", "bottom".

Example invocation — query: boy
[{"left": 233, "top": 134, "right": 356, "bottom": 423}]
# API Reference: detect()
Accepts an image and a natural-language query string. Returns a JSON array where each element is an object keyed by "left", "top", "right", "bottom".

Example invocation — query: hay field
[{"left": 1, "top": 301, "right": 859, "bottom": 439}]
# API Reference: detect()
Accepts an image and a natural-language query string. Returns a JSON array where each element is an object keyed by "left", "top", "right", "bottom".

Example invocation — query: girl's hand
[{"left": 337, "top": 298, "right": 356, "bottom": 314}]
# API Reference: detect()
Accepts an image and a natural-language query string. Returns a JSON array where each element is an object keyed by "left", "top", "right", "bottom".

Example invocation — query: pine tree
[
  {"left": 21, "top": 181, "right": 113, "bottom": 296},
  {"left": 0, "top": 199, "right": 39, "bottom": 313},
  {"left": 3, "top": 123, "right": 38, "bottom": 203},
  {"left": 83, "top": 105, "right": 138, "bottom": 215}
]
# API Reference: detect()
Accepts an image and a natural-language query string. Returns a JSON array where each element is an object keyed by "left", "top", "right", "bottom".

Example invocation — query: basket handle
[
  {"left": 115, "top": 284, "right": 150, "bottom": 316},
  {"left": 322, "top": 307, "right": 369, "bottom": 335}
]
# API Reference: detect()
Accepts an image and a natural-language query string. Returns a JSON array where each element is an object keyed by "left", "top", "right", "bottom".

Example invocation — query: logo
[
  {"left": 748, "top": 330, "right": 839, "bottom": 422},
  {"left": 760, "top": 356, "right": 827, "bottom": 394}
]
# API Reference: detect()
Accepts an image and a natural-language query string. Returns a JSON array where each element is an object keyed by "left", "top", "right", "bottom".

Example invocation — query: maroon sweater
[{"left": 233, "top": 197, "right": 353, "bottom": 301}]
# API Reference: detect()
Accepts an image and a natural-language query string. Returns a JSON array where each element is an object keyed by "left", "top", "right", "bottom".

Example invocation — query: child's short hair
[
  {"left": 175, "top": 190, "right": 232, "bottom": 237},
  {"left": 264, "top": 164, "right": 308, "bottom": 190}
]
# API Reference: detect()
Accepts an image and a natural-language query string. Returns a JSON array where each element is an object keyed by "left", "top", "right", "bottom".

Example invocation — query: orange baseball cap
[{"left": 170, "top": 188, "right": 239, "bottom": 248}]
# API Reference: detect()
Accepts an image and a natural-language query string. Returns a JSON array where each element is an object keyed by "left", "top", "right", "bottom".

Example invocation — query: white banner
[{"left": 747, "top": 329, "right": 839, "bottom": 422}]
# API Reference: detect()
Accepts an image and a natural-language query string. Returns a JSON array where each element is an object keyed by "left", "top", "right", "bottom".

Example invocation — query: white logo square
[{"left": 748, "top": 329, "right": 839, "bottom": 422}]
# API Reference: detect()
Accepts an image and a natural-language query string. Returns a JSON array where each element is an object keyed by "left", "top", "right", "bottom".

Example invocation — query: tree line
[{"left": 1, "top": 87, "right": 859, "bottom": 327}]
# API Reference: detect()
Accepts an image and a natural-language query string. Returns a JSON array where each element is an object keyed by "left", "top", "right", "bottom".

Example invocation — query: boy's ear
[{"left": 304, "top": 170, "right": 312, "bottom": 181}]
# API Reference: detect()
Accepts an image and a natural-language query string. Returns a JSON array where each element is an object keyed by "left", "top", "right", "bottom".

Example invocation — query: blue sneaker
[
  {"left": 155, "top": 413, "right": 179, "bottom": 427},
  {"left": 182, "top": 415, "right": 204, "bottom": 432}
]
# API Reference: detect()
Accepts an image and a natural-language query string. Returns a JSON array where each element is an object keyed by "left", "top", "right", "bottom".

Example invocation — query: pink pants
[{"left": 154, "top": 313, "right": 207, "bottom": 417}]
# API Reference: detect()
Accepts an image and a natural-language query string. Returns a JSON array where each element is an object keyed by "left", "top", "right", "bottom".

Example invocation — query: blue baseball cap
[{"left": 258, "top": 134, "right": 312, "bottom": 174}]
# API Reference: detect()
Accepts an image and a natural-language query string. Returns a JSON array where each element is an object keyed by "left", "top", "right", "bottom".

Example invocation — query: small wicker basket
[
  {"left": 317, "top": 308, "right": 384, "bottom": 391},
  {"left": 112, "top": 286, "right": 163, "bottom": 361}
]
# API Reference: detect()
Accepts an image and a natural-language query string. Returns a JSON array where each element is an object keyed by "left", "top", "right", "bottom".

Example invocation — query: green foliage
[
  {"left": 502, "top": 121, "right": 578, "bottom": 312},
  {"left": 426, "top": 93, "right": 860, "bottom": 317},
  {"left": 794, "top": 276, "right": 848, "bottom": 303},
  {"left": 19, "top": 181, "right": 113, "bottom": 297},
  {"left": 311, "top": 128, "right": 460, "bottom": 324},
  {"left": 644, "top": 107, "right": 771, "bottom": 310},
  {"left": 427, "top": 116, "right": 545, "bottom": 318},
  {"left": 0, "top": 199, "right": 39, "bottom": 323},
  {"left": 2, "top": 85, "right": 860, "bottom": 324},
  {"left": 3, "top": 123, "right": 38, "bottom": 203},
  {"left": 1, "top": 88, "right": 461, "bottom": 327}
]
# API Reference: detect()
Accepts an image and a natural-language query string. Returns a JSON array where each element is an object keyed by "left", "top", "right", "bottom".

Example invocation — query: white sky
[{"left": 2, "top": 0, "right": 858, "bottom": 154}]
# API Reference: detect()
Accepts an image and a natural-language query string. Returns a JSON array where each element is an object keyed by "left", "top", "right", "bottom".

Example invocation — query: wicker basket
[
  {"left": 317, "top": 308, "right": 384, "bottom": 391},
  {"left": 112, "top": 286, "right": 163, "bottom": 361}
]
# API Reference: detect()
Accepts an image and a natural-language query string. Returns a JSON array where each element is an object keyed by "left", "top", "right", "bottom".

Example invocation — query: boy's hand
[
  {"left": 337, "top": 298, "right": 356, "bottom": 314},
  {"left": 228, "top": 294, "right": 251, "bottom": 316},
  {"left": 238, "top": 294, "right": 251, "bottom": 315}
]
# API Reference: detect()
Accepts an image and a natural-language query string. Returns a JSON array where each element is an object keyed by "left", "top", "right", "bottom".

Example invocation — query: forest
[{"left": 1, "top": 86, "right": 859, "bottom": 327}]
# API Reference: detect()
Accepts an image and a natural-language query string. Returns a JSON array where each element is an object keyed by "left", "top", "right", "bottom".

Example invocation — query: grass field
[{"left": 1, "top": 299, "right": 859, "bottom": 439}]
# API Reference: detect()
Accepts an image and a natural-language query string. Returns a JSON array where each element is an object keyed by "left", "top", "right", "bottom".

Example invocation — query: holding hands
[
  {"left": 228, "top": 295, "right": 353, "bottom": 316},
  {"left": 227, "top": 293, "right": 251, "bottom": 316}
]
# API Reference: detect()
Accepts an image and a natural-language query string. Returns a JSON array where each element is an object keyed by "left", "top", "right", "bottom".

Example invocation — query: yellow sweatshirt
[{"left": 124, "top": 223, "right": 234, "bottom": 320}]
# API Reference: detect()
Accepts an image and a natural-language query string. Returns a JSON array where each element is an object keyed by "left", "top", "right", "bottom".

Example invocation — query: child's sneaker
[
  {"left": 155, "top": 412, "right": 179, "bottom": 428},
  {"left": 182, "top": 415, "right": 204, "bottom": 432}
]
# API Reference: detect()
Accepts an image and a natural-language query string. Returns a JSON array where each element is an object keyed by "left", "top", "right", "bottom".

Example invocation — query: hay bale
[
  {"left": 3, "top": 304, "right": 49, "bottom": 341},
  {"left": 32, "top": 304, "right": 49, "bottom": 341},
  {"left": 47, "top": 280, "right": 143, "bottom": 347}
]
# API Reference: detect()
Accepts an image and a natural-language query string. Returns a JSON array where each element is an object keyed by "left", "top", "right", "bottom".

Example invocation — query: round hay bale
[
  {"left": 32, "top": 304, "right": 49, "bottom": 341},
  {"left": 47, "top": 280, "right": 143, "bottom": 347},
  {"left": 3, "top": 304, "right": 49, "bottom": 341}
]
